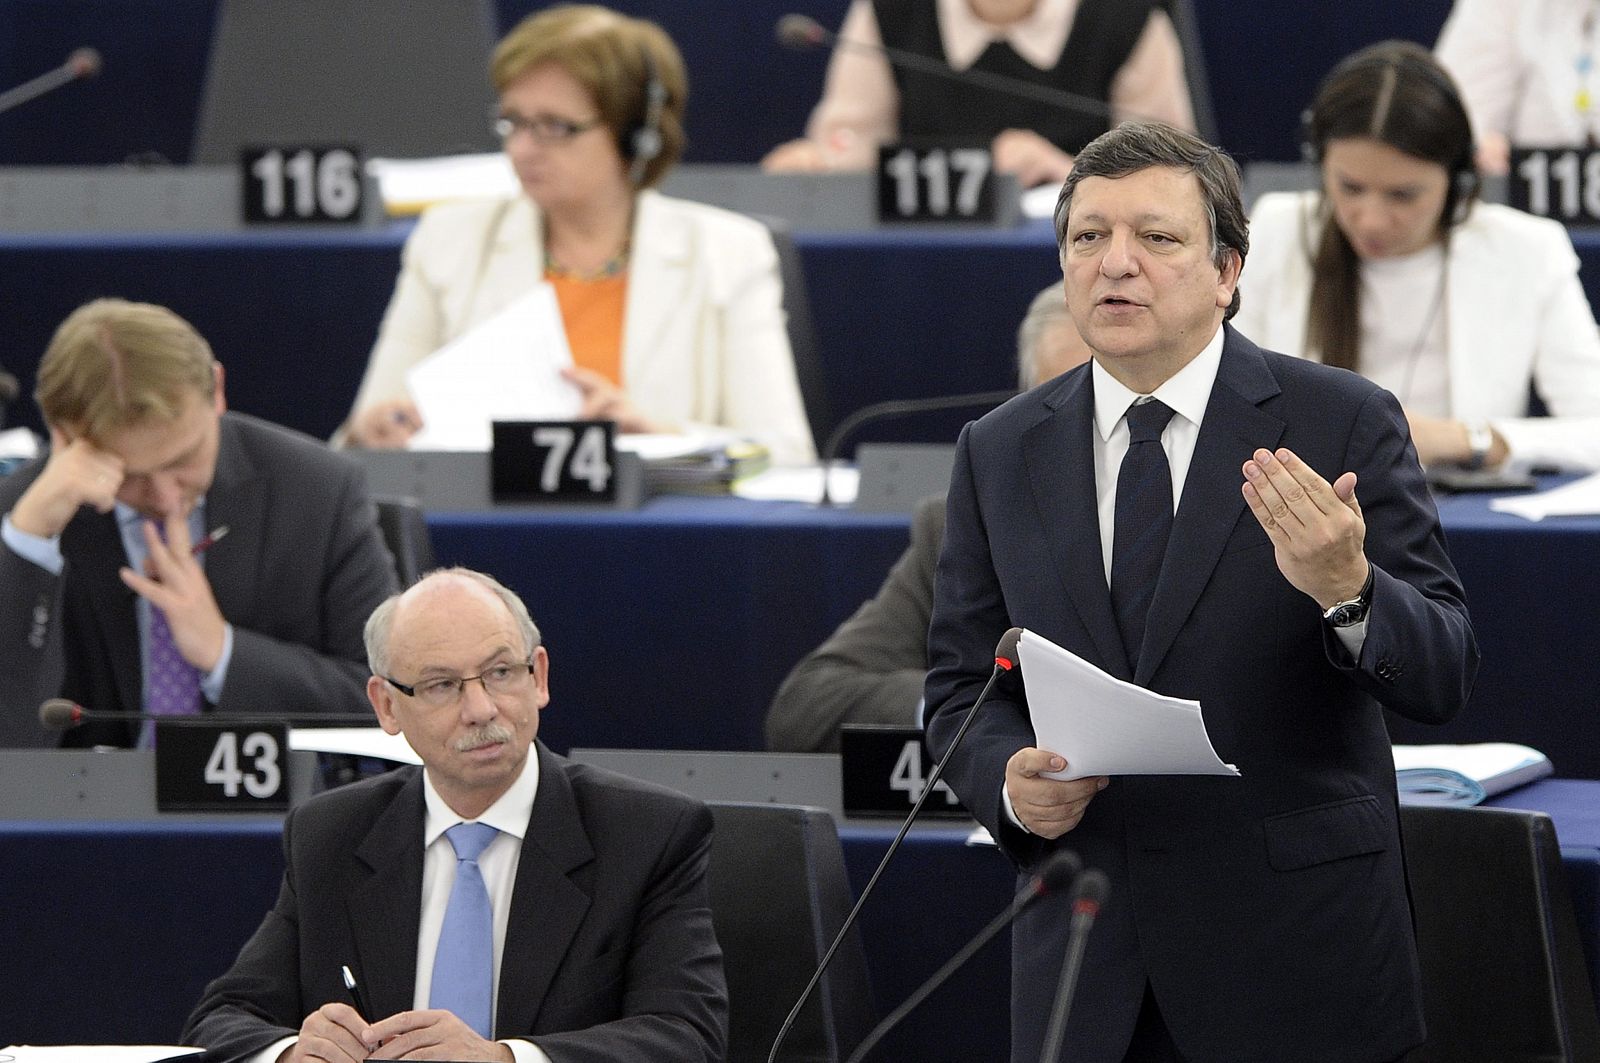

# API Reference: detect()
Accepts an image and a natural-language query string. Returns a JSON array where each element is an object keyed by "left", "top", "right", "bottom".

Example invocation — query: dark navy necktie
[{"left": 1110, "top": 398, "right": 1177, "bottom": 673}]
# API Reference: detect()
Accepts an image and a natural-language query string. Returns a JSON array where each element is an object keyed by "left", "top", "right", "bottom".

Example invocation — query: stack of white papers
[
  {"left": 1391, "top": 743, "right": 1553, "bottom": 806},
  {"left": 1, "top": 1049, "right": 199, "bottom": 1062},
  {"left": 366, "top": 153, "right": 516, "bottom": 214},
  {"left": 1489, "top": 471, "right": 1600, "bottom": 520},
  {"left": 1017, "top": 629, "right": 1239, "bottom": 781}
]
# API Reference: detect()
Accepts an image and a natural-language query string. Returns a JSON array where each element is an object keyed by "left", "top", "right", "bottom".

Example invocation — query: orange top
[{"left": 546, "top": 271, "right": 628, "bottom": 387}]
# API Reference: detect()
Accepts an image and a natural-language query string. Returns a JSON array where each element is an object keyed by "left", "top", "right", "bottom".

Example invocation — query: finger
[
  {"left": 1252, "top": 449, "right": 1318, "bottom": 523},
  {"left": 120, "top": 565, "right": 174, "bottom": 609},
  {"left": 1271, "top": 448, "right": 1341, "bottom": 513},
  {"left": 1243, "top": 451, "right": 1308, "bottom": 532},
  {"left": 1241, "top": 472, "right": 1291, "bottom": 544},
  {"left": 163, "top": 511, "right": 194, "bottom": 556},
  {"left": 140, "top": 519, "right": 179, "bottom": 577}
]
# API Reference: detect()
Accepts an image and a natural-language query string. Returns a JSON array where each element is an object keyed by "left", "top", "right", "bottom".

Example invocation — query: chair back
[
  {"left": 191, "top": 0, "right": 498, "bottom": 163},
  {"left": 758, "top": 217, "right": 831, "bottom": 453},
  {"left": 707, "top": 802, "right": 876, "bottom": 1063},
  {"left": 372, "top": 495, "right": 435, "bottom": 587},
  {"left": 1401, "top": 804, "right": 1600, "bottom": 1062}
]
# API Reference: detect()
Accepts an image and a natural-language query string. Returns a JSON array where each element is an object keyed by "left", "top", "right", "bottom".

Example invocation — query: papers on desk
[
  {"left": 1, "top": 1048, "right": 199, "bottom": 1062},
  {"left": 732, "top": 464, "right": 860, "bottom": 503},
  {"left": 405, "top": 287, "right": 582, "bottom": 451},
  {"left": 367, "top": 152, "right": 516, "bottom": 215},
  {"left": 1490, "top": 470, "right": 1600, "bottom": 520},
  {"left": 1392, "top": 743, "right": 1554, "bottom": 806},
  {"left": 288, "top": 727, "right": 421, "bottom": 765},
  {"left": 1018, "top": 629, "right": 1239, "bottom": 781}
]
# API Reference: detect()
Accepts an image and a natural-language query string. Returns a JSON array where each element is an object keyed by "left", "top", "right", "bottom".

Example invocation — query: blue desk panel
[
  {"left": 2, "top": 777, "right": 1595, "bottom": 1056},
  {"left": 422, "top": 489, "right": 1600, "bottom": 775}
]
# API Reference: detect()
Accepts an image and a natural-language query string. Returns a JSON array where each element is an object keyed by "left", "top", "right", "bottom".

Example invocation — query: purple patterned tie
[{"left": 146, "top": 599, "right": 201, "bottom": 717}]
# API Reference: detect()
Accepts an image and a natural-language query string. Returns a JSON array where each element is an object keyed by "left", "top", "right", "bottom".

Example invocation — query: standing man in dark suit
[
  {"left": 0, "top": 298, "right": 399, "bottom": 748},
  {"left": 925, "top": 123, "right": 1478, "bottom": 1062},
  {"left": 184, "top": 567, "right": 727, "bottom": 1063}
]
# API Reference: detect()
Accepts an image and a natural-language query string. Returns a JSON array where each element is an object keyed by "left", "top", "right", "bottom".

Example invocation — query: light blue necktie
[{"left": 430, "top": 822, "right": 499, "bottom": 1038}]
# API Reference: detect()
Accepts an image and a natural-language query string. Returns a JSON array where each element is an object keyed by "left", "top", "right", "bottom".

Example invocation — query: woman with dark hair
[
  {"left": 340, "top": 4, "right": 815, "bottom": 464},
  {"left": 1233, "top": 39, "right": 1600, "bottom": 471}
]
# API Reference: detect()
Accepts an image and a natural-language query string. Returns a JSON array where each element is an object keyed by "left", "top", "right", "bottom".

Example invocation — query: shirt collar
[
  {"left": 1091, "top": 324, "right": 1225, "bottom": 441},
  {"left": 422, "top": 746, "right": 541, "bottom": 846},
  {"left": 937, "top": 0, "right": 1071, "bottom": 72}
]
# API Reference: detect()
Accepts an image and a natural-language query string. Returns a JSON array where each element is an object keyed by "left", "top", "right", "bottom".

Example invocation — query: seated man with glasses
[
  {"left": 183, "top": 566, "right": 728, "bottom": 1063},
  {"left": 337, "top": 3, "right": 815, "bottom": 466}
]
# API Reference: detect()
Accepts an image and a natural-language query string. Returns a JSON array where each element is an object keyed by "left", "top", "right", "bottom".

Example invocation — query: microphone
[
  {"left": 844, "top": 850, "right": 1083, "bottom": 1063},
  {"left": 818, "top": 389, "right": 1017, "bottom": 507},
  {"left": 767, "top": 627, "right": 1024, "bottom": 1063},
  {"left": 0, "top": 48, "right": 102, "bottom": 118},
  {"left": 39, "top": 698, "right": 379, "bottom": 730},
  {"left": 1037, "top": 868, "right": 1111, "bottom": 1063},
  {"left": 774, "top": 13, "right": 1116, "bottom": 123}
]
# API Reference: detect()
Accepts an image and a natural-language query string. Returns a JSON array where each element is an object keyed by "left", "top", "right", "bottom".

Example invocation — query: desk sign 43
[{"left": 156, "top": 721, "right": 288, "bottom": 811}]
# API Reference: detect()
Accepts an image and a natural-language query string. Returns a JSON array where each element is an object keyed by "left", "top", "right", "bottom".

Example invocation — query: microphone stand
[{"left": 817, "top": 390, "right": 1016, "bottom": 507}]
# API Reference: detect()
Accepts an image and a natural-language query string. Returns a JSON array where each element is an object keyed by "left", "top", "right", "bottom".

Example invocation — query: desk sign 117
[{"left": 1511, "top": 147, "right": 1600, "bottom": 225}]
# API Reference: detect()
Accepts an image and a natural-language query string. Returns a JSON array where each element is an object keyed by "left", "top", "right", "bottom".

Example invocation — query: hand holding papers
[
  {"left": 1017, "top": 629, "right": 1239, "bottom": 781},
  {"left": 405, "top": 286, "right": 582, "bottom": 451}
]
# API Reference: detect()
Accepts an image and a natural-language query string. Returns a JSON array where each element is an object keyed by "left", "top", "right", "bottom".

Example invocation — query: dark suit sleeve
[
  {"left": 216, "top": 459, "right": 396, "bottom": 720},
  {"left": 923, "top": 425, "right": 1045, "bottom": 862},
  {"left": 528, "top": 802, "right": 728, "bottom": 1063},
  {"left": 0, "top": 461, "right": 68, "bottom": 748},
  {"left": 183, "top": 809, "right": 309, "bottom": 1063},
  {"left": 764, "top": 495, "right": 943, "bottom": 752},
  {"left": 1324, "top": 387, "right": 1479, "bottom": 722}
]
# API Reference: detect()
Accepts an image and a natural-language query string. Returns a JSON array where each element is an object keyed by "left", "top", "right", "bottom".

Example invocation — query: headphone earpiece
[{"left": 628, "top": 48, "right": 667, "bottom": 186}]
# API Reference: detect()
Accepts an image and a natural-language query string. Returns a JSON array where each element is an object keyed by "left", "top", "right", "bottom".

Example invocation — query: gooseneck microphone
[
  {"left": 817, "top": 390, "right": 1017, "bottom": 507},
  {"left": 775, "top": 13, "right": 1117, "bottom": 123},
  {"left": 844, "top": 850, "right": 1083, "bottom": 1063},
  {"left": 1037, "top": 868, "right": 1111, "bottom": 1063},
  {"left": 39, "top": 698, "right": 379, "bottom": 730},
  {"left": 0, "top": 48, "right": 102, "bottom": 118},
  {"left": 767, "top": 627, "right": 1025, "bottom": 1063}
]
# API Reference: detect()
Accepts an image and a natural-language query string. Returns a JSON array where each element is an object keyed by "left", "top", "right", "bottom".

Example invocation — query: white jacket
[
  {"left": 344, "top": 189, "right": 816, "bottom": 464},
  {"left": 1234, "top": 191, "right": 1600, "bottom": 471}
]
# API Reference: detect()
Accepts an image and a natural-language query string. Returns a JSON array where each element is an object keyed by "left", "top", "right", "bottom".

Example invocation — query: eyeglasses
[
  {"left": 493, "top": 113, "right": 602, "bottom": 143},
  {"left": 383, "top": 660, "right": 536, "bottom": 709}
]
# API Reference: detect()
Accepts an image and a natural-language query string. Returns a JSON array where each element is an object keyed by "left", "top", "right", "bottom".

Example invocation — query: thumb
[{"left": 1333, "top": 471, "right": 1361, "bottom": 514}]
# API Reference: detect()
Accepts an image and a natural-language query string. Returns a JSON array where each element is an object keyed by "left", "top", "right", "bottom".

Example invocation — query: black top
[{"left": 873, "top": 0, "right": 1158, "bottom": 154}]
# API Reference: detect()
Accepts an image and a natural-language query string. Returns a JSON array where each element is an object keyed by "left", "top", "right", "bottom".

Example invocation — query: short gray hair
[
  {"left": 1052, "top": 121, "right": 1249, "bottom": 321},
  {"left": 364, "top": 566, "right": 542, "bottom": 677},
  {"left": 1016, "top": 284, "right": 1073, "bottom": 389}
]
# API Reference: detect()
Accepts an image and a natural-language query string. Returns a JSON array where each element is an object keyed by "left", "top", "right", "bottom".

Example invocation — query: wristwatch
[
  {"left": 1323, "top": 567, "right": 1374, "bottom": 628},
  {"left": 1463, "top": 421, "right": 1494, "bottom": 470}
]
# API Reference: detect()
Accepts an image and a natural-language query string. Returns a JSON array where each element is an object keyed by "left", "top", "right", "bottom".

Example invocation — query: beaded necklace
[{"left": 543, "top": 245, "right": 630, "bottom": 281}]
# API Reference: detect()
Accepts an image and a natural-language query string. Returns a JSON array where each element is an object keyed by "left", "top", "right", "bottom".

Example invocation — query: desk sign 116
[
  {"left": 156, "top": 721, "right": 289, "bottom": 812},
  {"left": 1511, "top": 147, "right": 1600, "bottom": 225}
]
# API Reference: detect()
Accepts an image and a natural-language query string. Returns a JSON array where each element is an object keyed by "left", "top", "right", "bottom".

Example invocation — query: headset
[
  {"left": 627, "top": 45, "right": 667, "bottom": 186},
  {"left": 1299, "top": 43, "right": 1479, "bottom": 221}
]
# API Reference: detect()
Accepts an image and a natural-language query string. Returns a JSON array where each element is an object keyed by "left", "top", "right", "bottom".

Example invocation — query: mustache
[{"left": 453, "top": 721, "right": 514, "bottom": 752}]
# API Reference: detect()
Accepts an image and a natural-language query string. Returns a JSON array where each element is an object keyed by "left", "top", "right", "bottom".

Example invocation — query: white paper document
[
  {"left": 1018, "top": 629, "right": 1240, "bottom": 781},
  {"left": 1, "top": 1049, "right": 199, "bottom": 1062},
  {"left": 288, "top": 726, "right": 421, "bottom": 765},
  {"left": 405, "top": 286, "right": 582, "bottom": 451},
  {"left": 1489, "top": 470, "right": 1600, "bottom": 520}
]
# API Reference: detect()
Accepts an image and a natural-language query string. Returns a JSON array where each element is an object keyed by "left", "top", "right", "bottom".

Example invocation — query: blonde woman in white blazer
[
  {"left": 341, "top": 5, "right": 816, "bottom": 465},
  {"left": 1233, "top": 41, "right": 1600, "bottom": 472}
]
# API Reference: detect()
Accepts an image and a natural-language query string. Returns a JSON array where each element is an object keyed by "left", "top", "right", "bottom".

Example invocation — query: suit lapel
[
  {"left": 1136, "top": 331, "right": 1284, "bottom": 685},
  {"left": 202, "top": 417, "right": 262, "bottom": 639},
  {"left": 495, "top": 744, "right": 595, "bottom": 1037},
  {"left": 620, "top": 191, "right": 690, "bottom": 379},
  {"left": 349, "top": 771, "right": 427, "bottom": 1019},
  {"left": 1022, "top": 371, "right": 1131, "bottom": 678}
]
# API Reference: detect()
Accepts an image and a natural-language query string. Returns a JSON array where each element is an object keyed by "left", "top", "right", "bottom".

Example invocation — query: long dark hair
[{"left": 1301, "top": 40, "right": 1477, "bottom": 370}]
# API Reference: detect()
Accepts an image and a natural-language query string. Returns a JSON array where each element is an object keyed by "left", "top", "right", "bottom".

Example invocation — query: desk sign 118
[{"left": 1511, "top": 147, "right": 1600, "bottom": 225}]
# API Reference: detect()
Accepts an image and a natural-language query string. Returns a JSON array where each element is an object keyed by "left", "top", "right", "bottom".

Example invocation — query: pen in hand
[{"left": 341, "top": 964, "right": 371, "bottom": 1021}]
